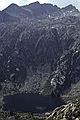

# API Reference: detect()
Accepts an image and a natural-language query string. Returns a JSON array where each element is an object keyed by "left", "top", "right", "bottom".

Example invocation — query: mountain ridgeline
[
  {"left": 0, "top": 2, "right": 80, "bottom": 99},
  {"left": 0, "top": 2, "right": 80, "bottom": 22}
]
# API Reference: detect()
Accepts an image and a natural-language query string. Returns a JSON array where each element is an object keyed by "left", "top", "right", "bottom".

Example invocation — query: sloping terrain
[
  {"left": 2, "top": 2, "right": 80, "bottom": 21},
  {"left": 0, "top": 14, "right": 80, "bottom": 98},
  {"left": 0, "top": 22, "right": 62, "bottom": 94},
  {"left": 0, "top": 11, "right": 19, "bottom": 22},
  {"left": 3, "top": 3, "right": 32, "bottom": 19},
  {"left": 0, "top": 2, "right": 80, "bottom": 119}
]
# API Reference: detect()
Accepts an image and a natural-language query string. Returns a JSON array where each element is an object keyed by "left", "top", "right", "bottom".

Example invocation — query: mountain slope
[
  {"left": 0, "top": 2, "right": 80, "bottom": 103},
  {"left": 23, "top": 1, "right": 62, "bottom": 18},
  {"left": 61, "top": 4, "right": 80, "bottom": 16},
  {"left": 0, "top": 11, "right": 19, "bottom": 22},
  {"left": 0, "top": 14, "right": 80, "bottom": 97},
  {"left": 2, "top": 2, "right": 80, "bottom": 21},
  {"left": 3, "top": 3, "right": 32, "bottom": 19},
  {"left": 0, "top": 22, "right": 63, "bottom": 94}
]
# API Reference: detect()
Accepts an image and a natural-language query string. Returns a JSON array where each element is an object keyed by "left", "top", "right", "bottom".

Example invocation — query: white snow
[
  {"left": 10, "top": 73, "right": 15, "bottom": 79},
  {"left": 16, "top": 68, "right": 20, "bottom": 71},
  {"left": 76, "top": 50, "right": 78, "bottom": 53},
  {"left": 8, "top": 59, "right": 10, "bottom": 63},
  {"left": 51, "top": 78, "right": 56, "bottom": 87}
]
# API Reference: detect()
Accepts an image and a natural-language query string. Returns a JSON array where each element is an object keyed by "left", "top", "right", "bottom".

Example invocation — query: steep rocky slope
[
  {"left": 3, "top": 3, "right": 32, "bottom": 19},
  {"left": 0, "top": 22, "right": 62, "bottom": 94},
  {"left": 22, "top": 1, "right": 62, "bottom": 18},
  {"left": 0, "top": 2, "right": 80, "bottom": 118},
  {"left": 50, "top": 16, "right": 80, "bottom": 97},
  {"left": 0, "top": 14, "right": 80, "bottom": 97},
  {"left": 0, "top": 11, "right": 19, "bottom": 22}
]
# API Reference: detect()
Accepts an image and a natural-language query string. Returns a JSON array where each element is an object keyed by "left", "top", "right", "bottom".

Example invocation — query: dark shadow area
[{"left": 3, "top": 93, "right": 65, "bottom": 113}]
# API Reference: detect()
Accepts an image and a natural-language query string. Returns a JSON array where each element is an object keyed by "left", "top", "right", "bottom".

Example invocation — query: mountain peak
[
  {"left": 62, "top": 4, "right": 77, "bottom": 11},
  {"left": 29, "top": 1, "right": 40, "bottom": 6},
  {"left": 3, "top": 3, "right": 19, "bottom": 12},
  {"left": 8, "top": 3, "right": 19, "bottom": 8}
]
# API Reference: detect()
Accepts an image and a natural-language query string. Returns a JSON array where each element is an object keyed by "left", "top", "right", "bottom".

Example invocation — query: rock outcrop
[{"left": 46, "top": 100, "right": 80, "bottom": 120}]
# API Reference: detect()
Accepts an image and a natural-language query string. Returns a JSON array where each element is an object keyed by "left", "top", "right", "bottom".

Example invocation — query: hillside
[{"left": 0, "top": 1, "right": 80, "bottom": 119}]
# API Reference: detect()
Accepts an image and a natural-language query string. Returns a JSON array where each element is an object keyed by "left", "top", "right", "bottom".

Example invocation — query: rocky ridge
[{"left": 0, "top": 2, "right": 80, "bottom": 22}]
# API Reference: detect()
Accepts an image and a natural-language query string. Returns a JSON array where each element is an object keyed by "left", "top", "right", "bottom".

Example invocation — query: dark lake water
[{"left": 3, "top": 93, "right": 65, "bottom": 113}]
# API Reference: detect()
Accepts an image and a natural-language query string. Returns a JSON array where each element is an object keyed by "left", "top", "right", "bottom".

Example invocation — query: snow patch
[{"left": 16, "top": 68, "right": 20, "bottom": 71}]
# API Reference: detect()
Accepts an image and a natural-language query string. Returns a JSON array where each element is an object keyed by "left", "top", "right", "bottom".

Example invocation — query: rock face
[
  {"left": 46, "top": 101, "right": 80, "bottom": 120},
  {"left": 0, "top": 23, "right": 62, "bottom": 94},
  {"left": 3, "top": 3, "right": 32, "bottom": 19},
  {"left": 61, "top": 4, "right": 80, "bottom": 16},
  {"left": 0, "top": 2, "right": 80, "bottom": 98},
  {"left": 23, "top": 2, "right": 62, "bottom": 18},
  {"left": 0, "top": 11, "right": 19, "bottom": 22},
  {"left": 50, "top": 18, "right": 80, "bottom": 96}
]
